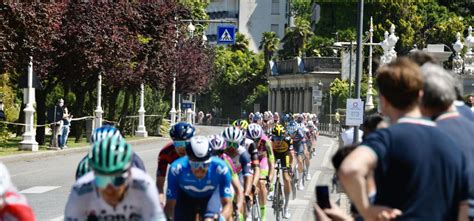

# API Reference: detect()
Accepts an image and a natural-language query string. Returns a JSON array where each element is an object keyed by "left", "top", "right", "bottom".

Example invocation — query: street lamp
[
  {"left": 318, "top": 81, "right": 323, "bottom": 118},
  {"left": 170, "top": 16, "right": 179, "bottom": 125},
  {"left": 187, "top": 22, "right": 196, "bottom": 38}
]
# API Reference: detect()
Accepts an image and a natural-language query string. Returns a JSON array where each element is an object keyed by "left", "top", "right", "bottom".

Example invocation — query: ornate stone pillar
[
  {"left": 299, "top": 88, "right": 304, "bottom": 113},
  {"left": 276, "top": 89, "right": 282, "bottom": 114},
  {"left": 285, "top": 88, "right": 291, "bottom": 113},
  {"left": 268, "top": 88, "right": 273, "bottom": 113}
]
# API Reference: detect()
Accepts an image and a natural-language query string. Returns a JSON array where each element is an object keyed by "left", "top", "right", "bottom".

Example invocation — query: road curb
[{"left": 0, "top": 136, "right": 167, "bottom": 163}]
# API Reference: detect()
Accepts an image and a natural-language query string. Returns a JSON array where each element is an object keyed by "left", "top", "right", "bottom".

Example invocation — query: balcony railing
[{"left": 272, "top": 57, "right": 341, "bottom": 75}]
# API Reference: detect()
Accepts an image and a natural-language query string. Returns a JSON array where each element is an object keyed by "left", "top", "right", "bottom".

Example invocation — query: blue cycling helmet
[
  {"left": 287, "top": 120, "right": 298, "bottom": 134},
  {"left": 170, "top": 122, "right": 195, "bottom": 140},
  {"left": 90, "top": 125, "right": 123, "bottom": 144},
  {"left": 252, "top": 112, "right": 262, "bottom": 123}
]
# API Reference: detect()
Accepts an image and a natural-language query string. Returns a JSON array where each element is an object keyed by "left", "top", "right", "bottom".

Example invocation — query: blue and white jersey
[{"left": 166, "top": 156, "right": 232, "bottom": 199}]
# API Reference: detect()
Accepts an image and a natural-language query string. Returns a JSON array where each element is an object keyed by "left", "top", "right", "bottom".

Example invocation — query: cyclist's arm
[
  {"left": 240, "top": 152, "right": 253, "bottom": 196},
  {"left": 249, "top": 143, "right": 260, "bottom": 190},
  {"left": 164, "top": 163, "right": 179, "bottom": 220},
  {"left": 265, "top": 140, "right": 276, "bottom": 182},
  {"left": 156, "top": 152, "right": 169, "bottom": 203},
  {"left": 231, "top": 176, "right": 244, "bottom": 214},
  {"left": 156, "top": 177, "right": 166, "bottom": 203},
  {"left": 219, "top": 165, "right": 233, "bottom": 220}
]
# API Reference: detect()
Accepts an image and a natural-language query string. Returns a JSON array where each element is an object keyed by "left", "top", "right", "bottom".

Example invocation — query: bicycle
[
  {"left": 245, "top": 185, "right": 261, "bottom": 221},
  {"left": 272, "top": 159, "right": 285, "bottom": 221}
]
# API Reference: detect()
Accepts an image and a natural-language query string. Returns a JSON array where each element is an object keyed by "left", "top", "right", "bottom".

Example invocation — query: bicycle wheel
[{"left": 274, "top": 181, "right": 282, "bottom": 221}]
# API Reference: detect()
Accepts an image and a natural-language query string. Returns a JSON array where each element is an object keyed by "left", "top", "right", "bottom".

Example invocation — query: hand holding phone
[{"left": 315, "top": 185, "right": 331, "bottom": 209}]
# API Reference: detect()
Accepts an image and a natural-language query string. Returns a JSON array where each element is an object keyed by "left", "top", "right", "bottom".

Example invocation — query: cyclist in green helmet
[{"left": 65, "top": 136, "right": 166, "bottom": 220}]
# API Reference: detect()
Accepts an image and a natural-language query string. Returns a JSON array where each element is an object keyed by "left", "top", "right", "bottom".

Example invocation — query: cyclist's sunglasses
[
  {"left": 189, "top": 159, "right": 211, "bottom": 170},
  {"left": 173, "top": 140, "right": 187, "bottom": 148},
  {"left": 95, "top": 171, "right": 129, "bottom": 188},
  {"left": 226, "top": 141, "right": 239, "bottom": 148},
  {"left": 273, "top": 136, "right": 283, "bottom": 141}
]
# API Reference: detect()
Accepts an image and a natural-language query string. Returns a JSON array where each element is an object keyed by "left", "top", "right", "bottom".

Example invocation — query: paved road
[{"left": 4, "top": 125, "right": 342, "bottom": 221}]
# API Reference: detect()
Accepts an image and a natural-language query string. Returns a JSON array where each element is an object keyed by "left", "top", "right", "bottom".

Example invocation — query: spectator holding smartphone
[{"left": 338, "top": 58, "right": 469, "bottom": 221}]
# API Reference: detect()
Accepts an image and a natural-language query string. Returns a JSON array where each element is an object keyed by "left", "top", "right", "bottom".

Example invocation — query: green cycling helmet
[
  {"left": 75, "top": 156, "right": 91, "bottom": 180},
  {"left": 89, "top": 136, "right": 132, "bottom": 175}
]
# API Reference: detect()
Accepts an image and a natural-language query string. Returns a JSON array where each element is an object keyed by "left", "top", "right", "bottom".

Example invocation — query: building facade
[
  {"left": 268, "top": 57, "right": 341, "bottom": 115},
  {"left": 206, "top": 0, "right": 290, "bottom": 52}
]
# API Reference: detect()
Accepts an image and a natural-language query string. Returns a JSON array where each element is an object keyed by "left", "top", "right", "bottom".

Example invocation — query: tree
[
  {"left": 212, "top": 47, "right": 265, "bottom": 117},
  {"left": 280, "top": 17, "right": 313, "bottom": 59},
  {"left": 306, "top": 35, "right": 334, "bottom": 57},
  {"left": 0, "top": 3, "right": 66, "bottom": 144},
  {"left": 231, "top": 33, "right": 250, "bottom": 52},
  {"left": 259, "top": 31, "right": 280, "bottom": 71}
]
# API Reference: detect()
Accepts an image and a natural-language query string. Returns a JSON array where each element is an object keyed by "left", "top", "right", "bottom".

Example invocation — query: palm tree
[
  {"left": 280, "top": 17, "right": 313, "bottom": 58},
  {"left": 259, "top": 31, "right": 280, "bottom": 71},
  {"left": 231, "top": 33, "right": 250, "bottom": 52}
]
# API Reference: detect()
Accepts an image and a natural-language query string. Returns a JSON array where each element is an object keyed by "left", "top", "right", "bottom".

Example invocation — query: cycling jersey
[
  {"left": 156, "top": 142, "right": 179, "bottom": 177},
  {"left": 290, "top": 129, "right": 306, "bottom": 155},
  {"left": 75, "top": 152, "right": 146, "bottom": 180},
  {"left": 272, "top": 136, "right": 293, "bottom": 168},
  {"left": 254, "top": 134, "right": 275, "bottom": 177},
  {"left": 223, "top": 144, "right": 253, "bottom": 176},
  {"left": 219, "top": 153, "right": 238, "bottom": 179},
  {"left": 65, "top": 167, "right": 166, "bottom": 221},
  {"left": 271, "top": 136, "right": 293, "bottom": 154},
  {"left": 0, "top": 191, "right": 35, "bottom": 221},
  {"left": 241, "top": 138, "right": 260, "bottom": 165},
  {"left": 166, "top": 156, "right": 232, "bottom": 199}
]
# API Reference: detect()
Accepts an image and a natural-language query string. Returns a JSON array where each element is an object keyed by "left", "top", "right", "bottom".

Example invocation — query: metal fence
[{"left": 318, "top": 122, "right": 341, "bottom": 138}]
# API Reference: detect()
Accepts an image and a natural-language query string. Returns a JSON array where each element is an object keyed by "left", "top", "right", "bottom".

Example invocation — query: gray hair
[{"left": 420, "top": 63, "right": 456, "bottom": 111}]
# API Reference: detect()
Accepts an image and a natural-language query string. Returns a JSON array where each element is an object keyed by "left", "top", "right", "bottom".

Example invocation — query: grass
[{"left": 0, "top": 134, "right": 150, "bottom": 157}]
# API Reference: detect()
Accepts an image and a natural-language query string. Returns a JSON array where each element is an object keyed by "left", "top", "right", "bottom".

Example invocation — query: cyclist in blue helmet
[
  {"left": 156, "top": 122, "right": 195, "bottom": 202},
  {"left": 75, "top": 125, "right": 146, "bottom": 180},
  {"left": 287, "top": 120, "right": 307, "bottom": 190}
]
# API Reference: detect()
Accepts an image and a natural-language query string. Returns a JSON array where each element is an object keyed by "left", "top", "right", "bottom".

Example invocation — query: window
[
  {"left": 271, "top": 24, "right": 279, "bottom": 36},
  {"left": 272, "top": 0, "right": 280, "bottom": 15}
]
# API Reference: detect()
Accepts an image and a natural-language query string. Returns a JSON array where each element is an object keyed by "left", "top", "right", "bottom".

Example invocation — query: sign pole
[{"left": 353, "top": 0, "right": 364, "bottom": 143}]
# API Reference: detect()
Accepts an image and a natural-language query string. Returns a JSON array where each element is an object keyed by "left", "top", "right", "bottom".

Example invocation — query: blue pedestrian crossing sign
[{"left": 217, "top": 25, "right": 236, "bottom": 44}]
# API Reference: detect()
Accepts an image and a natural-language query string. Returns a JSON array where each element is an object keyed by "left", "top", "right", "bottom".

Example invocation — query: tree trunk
[
  {"left": 107, "top": 88, "right": 120, "bottom": 121},
  {"left": 35, "top": 90, "right": 46, "bottom": 145},
  {"left": 72, "top": 88, "right": 86, "bottom": 143},
  {"left": 118, "top": 90, "right": 131, "bottom": 135}
]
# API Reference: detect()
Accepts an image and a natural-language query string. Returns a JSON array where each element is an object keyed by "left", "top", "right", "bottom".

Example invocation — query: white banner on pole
[{"left": 345, "top": 98, "right": 364, "bottom": 126}]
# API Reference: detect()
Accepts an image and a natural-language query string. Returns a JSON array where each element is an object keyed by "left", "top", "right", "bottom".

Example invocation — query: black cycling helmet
[{"left": 170, "top": 122, "right": 195, "bottom": 140}]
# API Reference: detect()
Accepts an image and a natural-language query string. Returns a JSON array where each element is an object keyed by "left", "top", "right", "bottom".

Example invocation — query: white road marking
[
  {"left": 50, "top": 216, "right": 64, "bottom": 221},
  {"left": 19, "top": 186, "right": 61, "bottom": 194},
  {"left": 10, "top": 169, "right": 43, "bottom": 177}
]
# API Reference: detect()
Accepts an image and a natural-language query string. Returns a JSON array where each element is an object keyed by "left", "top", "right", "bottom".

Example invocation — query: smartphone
[{"left": 315, "top": 185, "right": 331, "bottom": 209}]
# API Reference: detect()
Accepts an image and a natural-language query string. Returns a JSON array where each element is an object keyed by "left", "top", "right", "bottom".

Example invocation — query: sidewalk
[{"left": 0, "top": 136, "right": 167, "bottom": 163}]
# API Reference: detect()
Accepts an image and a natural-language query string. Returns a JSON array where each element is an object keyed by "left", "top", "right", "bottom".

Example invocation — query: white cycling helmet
[
  {"left": 208, "top": 134, "right": 225, "bottom": 151},
  {"left": 247, "top": 123, "right": 263, "bottom": 140},
  {"left": 222, "top": 127, "right": 244, "bottom": 143},
  {"left": 0, "top": 163, "right": 12, "bottom": 195},
  {"left": 186, "top": 136, "right": 211, "bottom": 162}
]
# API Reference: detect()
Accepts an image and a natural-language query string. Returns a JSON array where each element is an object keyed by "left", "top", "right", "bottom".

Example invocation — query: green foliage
[
  {"left": 259, "top": 31, "right": 280, "bottom": 67},
  {"left": 231, "top": 33, "right": 250, "bottom": 52},
  {"left": 306, "top": 35, "right": 334, "bottom": 57},
  {"left": 291, "top": 0, "right": 313, "bottom": 22},
  {"left": 243, "top": 84, "right": 268, "bottom": 111},
  {"left": 280, "top": 17, "right": 313, "bottom": 59},
  {"left": 212, "top": 46, "right": 266, "bottom": 117},
  {"left": 0, "top": 73, "right": 20, "bottom": 123},
  {"left": 329, "top": 73, "right": 377, "bottom": 109}
]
